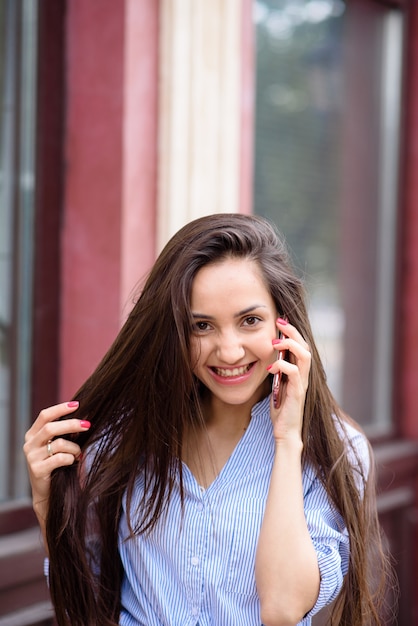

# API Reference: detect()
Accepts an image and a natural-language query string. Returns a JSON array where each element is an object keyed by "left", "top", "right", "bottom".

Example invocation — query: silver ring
[{"left": 47, "top": 440, "right": 54, "bottom": 457}]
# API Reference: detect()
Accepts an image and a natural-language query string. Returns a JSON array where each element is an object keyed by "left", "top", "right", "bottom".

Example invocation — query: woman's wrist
[
  {"left": 33, "top": 498, "right": 48, "bottom": 522},
  {"left": 274, "top": 434, "right": 303, "bottom": 455}
]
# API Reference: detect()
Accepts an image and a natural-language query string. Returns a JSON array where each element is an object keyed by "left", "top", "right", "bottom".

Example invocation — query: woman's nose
[{"left": 215, "top": 332, "right": 245, "bottom": 364}]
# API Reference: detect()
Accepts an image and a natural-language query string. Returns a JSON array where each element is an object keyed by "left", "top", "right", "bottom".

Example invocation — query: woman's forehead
[{"left": 190, "top": 258, "right": 274, "bottom": 310}]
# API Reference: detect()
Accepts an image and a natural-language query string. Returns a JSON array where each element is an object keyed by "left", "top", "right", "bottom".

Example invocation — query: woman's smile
[
  {"left": 190, "top": 257, "right": 278, "bottom": 412},
  {"left": 209, "top": 362, "right": 255, "bottom": 382}
]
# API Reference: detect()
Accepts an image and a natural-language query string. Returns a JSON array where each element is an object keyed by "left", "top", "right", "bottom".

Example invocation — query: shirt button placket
[{"left": 189, "top": 490, "right": 206, "bottom": 622}]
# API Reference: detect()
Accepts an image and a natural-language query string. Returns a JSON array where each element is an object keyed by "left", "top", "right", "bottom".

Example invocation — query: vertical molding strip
[{"left": 158, "top": 0, "right": 242, "bottom": 250}]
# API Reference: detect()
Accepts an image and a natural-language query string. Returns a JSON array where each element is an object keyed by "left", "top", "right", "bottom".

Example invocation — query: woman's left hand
[{"left": 268, "top": 318, "right": 311, "bottom": 442}]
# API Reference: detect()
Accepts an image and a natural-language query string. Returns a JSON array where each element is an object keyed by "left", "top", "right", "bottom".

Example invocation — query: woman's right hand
[{"left": 23, "top": 401, "right": 91, "bottom": 523}]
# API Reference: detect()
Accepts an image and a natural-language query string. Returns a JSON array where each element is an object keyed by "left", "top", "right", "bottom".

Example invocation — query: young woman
[{"left": 24, "top": 214, "right": 392, "bottom": 626}]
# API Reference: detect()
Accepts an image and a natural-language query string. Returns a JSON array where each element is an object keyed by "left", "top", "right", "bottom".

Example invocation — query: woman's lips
[{"left": 209, "top": 362, "right": 255, "bottom": 382}]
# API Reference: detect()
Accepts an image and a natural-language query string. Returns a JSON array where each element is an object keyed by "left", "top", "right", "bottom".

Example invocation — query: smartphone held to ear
[{"left": 272, "top": 331, "right": 285, "bottom": 409}]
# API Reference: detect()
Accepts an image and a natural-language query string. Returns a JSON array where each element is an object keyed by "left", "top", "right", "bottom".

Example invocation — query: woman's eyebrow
[
  {"left": 191, "top": 305, "right": 267, "bottom": 320},
  {"left": 235, "top": 304, "right": 267, "bottom": 317}
]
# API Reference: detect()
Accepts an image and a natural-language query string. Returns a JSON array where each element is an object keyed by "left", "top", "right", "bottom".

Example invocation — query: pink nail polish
[
  {"left": 266, "top": 364, "right": 273, "bottom": 371},
  {"left": 67, "top": 401, "right": 79, "bottom": 408},
  {"left": 276, "top": 317, "right": 288, "bottom": 325},
  {"left": 80, "top": 420, "right": 91, "bottom": 429},
  {"left": 272, "top": 338, "right": 283, "bottom": 345}
]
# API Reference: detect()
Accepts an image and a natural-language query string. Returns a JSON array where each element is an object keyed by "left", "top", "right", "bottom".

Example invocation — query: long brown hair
[{"left": 47, "top": 213, "right": 393, "bottom": 625}]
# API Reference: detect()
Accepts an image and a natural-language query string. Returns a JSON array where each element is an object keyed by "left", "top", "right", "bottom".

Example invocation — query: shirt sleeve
[
  {"left": 302, "top": 426, "right": 371, "bottom": 618},
  {"left": 44, "top": 557, "right": 50, "bottom": 586},
  {"left": 301, "top": 470, "right": 349, "bottom": 617}
]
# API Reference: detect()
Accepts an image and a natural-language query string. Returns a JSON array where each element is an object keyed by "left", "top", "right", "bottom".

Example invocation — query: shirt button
[
  {"left": 191, "top": 607, "right": 199, "bottom": 616},
  {"left": 191, "top": 556, "right": 200, "bottom": 566},
  {"left": 196, "top": 502, "right": 203, "bottom": 511}
]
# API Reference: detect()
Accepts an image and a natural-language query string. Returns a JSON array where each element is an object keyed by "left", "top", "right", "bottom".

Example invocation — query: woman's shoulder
[
  {"left": 333, "top": 413, "right": 372, "bottom": 488},
  {"left": 303, "top": 415, "right": 372, "bottom": 496},
  {"left": 334, "top": 414, "right": 370, "bottom": 457}
]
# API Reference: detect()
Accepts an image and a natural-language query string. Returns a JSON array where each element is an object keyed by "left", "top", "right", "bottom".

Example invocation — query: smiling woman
[
  {"left": 190, "top": 258, "right": 278, "bottom": 413},
  {"left": 23, "top": 214, "right": 394, "bottom": 626}
]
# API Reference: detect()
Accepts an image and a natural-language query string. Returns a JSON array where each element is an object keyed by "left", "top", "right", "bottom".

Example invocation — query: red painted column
[
  {"left": 399, "top": 0, "right": 418, "bottom": 440},
  {"left": 60, "top": 0, "right": 158, "bottom": 398},
  {"left": 60, "top": 0, "right": 124, "bottom": 398}
]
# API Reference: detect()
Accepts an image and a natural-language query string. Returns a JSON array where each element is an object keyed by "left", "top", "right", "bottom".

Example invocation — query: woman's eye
[
  {"left": 243, "top": 316, "right": 260, "bottom": 327},
  {"left": 194, "top": 321, "right": 210, "bottom": 332}
]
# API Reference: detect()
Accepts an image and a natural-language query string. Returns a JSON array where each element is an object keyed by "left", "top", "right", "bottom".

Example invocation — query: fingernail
[
  {"left": 272, "top": 338, "right": 283, "bottom": 345},
  {"left": 276, "top": 317, "right": 288, "bottom": 325},
  {"left": 67, "top": 401, "right": 79, "bottom": 408},
  {"left": 80, "top": 420, "right": 91, "bottom": 429},
  {"left": 266, "top": 364, "right": 273, "bottom": 371},
  {"left": 77, "top": 452, "right": 84, "bottom": 462}
]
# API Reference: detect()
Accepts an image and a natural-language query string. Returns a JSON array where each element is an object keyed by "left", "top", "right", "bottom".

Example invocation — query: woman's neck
[
  {"left": 201, "top": 397, "right": 252, "bottom": 438},
  {"left": 200, "top": 379, "right": 270, "bottom": 436}
]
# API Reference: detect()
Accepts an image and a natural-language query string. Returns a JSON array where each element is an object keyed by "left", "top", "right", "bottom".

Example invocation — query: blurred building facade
[{"left": 1, "top": 0, "right": 418, "bottom": 624}]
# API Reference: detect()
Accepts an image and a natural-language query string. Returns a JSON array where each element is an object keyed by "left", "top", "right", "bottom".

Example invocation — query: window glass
[
  {"left": 253, "top": 0, "right": 402, "bottom": 433},
  {"left": 0, "top": 0, "right": 37, "bottom": 500}
]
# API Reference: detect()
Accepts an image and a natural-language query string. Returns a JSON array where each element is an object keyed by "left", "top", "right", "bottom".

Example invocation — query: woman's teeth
[{"left": 213, "top": 364, "right": 251, "bottom": 377}]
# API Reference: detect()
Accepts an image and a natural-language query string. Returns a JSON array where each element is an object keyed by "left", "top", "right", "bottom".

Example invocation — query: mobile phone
[{"left": 272, "top": 330, "right": 285, "bottom": 409}]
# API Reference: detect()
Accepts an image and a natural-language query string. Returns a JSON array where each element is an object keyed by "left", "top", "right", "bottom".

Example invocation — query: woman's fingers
[
  {"left": 27, "top": 435, "right": 82, "bottom": 468},
  {"left": 27, "top": 445, "right": 82, "bottom": 486},
  {"left": 24, "top": 402, "right": 90, "bottom": 451},
  {"left": 271, "top": 322, "right": 311, "bottom": 392},
  {"left": 274, "top": 318, "right": 310, "bottom": 354},
  {"left": 23, "top": 401, "right": 90, "bottom": 504},
  {"left": 269, "top": 320, "right": 311, "bottom": 439},
  {"left": 25, "top": 401, "right": 81, "bottom": 439}
]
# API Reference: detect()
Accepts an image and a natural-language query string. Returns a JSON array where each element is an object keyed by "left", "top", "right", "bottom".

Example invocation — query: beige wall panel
[{"left": 158, "top": 0, "right": 242, "bottom": 250}]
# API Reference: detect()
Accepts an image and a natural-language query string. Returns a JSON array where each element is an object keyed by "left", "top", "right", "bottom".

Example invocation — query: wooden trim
[
  {"left": 0, "top": 524, "right": 49, "bottom": 617},
  {"left": 0, "top": 602, "right": 54, "bottom": 626},
  {"left": 31, "top": 0, "right": 66, "bottom": 416},
  {"left": 0, "top": 0, "right": 64, "bottom": 616},
  {"left": 0, "top": 499, "right": 37, "bottom": 535},
  {"left": 397, "top": 0, "right": 418, "bottom": 439}
]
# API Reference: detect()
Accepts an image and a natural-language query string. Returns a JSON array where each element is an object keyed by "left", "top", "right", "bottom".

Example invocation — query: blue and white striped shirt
[{"left": 118, "top": 396, "right": 369, "bottom": 626}]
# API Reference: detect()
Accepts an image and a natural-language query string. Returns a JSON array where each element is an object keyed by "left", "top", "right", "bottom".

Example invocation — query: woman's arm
[
  {"left": 23, "top": 401, "right": 90, "bottom": 553},
  {"left": 256, "top": 439, "right": 320, "bottom": 626},
  {"left": 256, "top": 319, "right": 319, "bottom": 626}
]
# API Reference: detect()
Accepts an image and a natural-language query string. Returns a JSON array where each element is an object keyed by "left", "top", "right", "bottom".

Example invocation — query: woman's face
[{"left": 190, "top": 257, "right": 278, "bottom": 412}]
